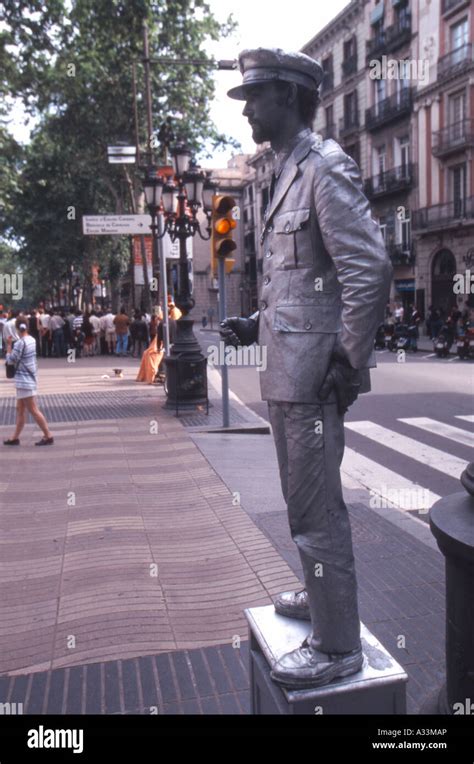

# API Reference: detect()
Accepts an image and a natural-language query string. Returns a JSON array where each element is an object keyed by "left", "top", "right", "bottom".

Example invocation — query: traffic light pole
[{"left": 217, "top": 255, "right": 230, "bottom": 428}]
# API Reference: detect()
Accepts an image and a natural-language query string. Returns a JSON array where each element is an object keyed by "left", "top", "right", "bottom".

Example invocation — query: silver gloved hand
[
  {"left": 219, "top": 315, "right": 259, "bottom": 348},
  {"left": 318, "top": 341, "right": 362, "bottom": 415}
]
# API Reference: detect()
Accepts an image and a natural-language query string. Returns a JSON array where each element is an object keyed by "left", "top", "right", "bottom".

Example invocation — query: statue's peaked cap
[{"left": 227, "top": 48, "right": 323, "bottom": 100}]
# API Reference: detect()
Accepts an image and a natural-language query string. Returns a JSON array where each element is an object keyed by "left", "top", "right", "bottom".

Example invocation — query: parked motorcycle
[
  {"left": 388, "top": 323, "right": 417, "bottom": 352},
  {"left": 434, "top": 323, "right": 455, "bottom": 358},
  {"left": 456, "top": 327, "right": 474, "bottom": 360}
]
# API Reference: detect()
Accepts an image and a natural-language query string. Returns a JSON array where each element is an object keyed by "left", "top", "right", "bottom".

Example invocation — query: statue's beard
[{"left": 250, "top": 122, "right": 268, "bottom": 144}]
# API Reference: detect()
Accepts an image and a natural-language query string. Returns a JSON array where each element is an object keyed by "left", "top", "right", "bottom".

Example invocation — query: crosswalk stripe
[
  {"left": 398, "top": 417, "right": 474, "bottom": 448},
  {"left": 345, "top": 421, "right": 467, "bottom": 480},
  {"left": 342, "top": 447, "right": 440, "bottom": 511},
  {"left": 455, "top": 415, "right": 474, "bottom": 423}
]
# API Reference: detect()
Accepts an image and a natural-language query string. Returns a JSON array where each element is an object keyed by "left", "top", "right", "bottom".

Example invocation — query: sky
[
  {"left": 204, "top": 0, "right": 348, "bottom": 166},
  {"left": 7, "top": 1, "right": 349, "bottom": 165}
]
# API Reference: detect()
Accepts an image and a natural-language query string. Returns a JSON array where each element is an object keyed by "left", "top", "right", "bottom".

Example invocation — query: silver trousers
[{"left": 267, "top": 400, "right": 361, "bottom": 654}]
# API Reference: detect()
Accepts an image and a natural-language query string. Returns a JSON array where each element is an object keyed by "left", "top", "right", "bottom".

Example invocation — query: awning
[{"left": 370, "top": 2, "right": 385, "bottom": 24}]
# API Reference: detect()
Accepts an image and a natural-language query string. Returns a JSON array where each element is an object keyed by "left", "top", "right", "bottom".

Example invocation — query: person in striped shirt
[{"left": 3, "top": 316, "right": 54, "bottom": 446}]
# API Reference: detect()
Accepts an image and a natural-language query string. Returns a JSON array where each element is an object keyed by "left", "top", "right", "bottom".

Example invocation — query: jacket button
[
  {"left": 263, "top": 276, "right": 270, "bottom": 285},
  {"left": 261, "top": 301, "right": 267, "bottom": 310},
  {"left": 265, "top": 250, "right": 272, "bottom": 258},
  {"left": 284, "top": 222, "right": 291, "bottom": 232},
  {"left": 304, "top": 321, "right": 312, "bottom": 330},
  {"left": 267, "top": 225, "right": 273, "bottom": 233}
]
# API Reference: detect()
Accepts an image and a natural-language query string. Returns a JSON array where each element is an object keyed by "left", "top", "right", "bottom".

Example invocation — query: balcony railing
[
  {"left": 366, "top": 15, "right": 412, "bottom": 61},
  {"left": 432, "top": 118, "right": 474, "bottom": 157},
  {"left": 412, "top": 196, "right": 474, "bottom": 231},
  {"left": 339, "top": 113, "right": 359, "bottom": 137},
  {"left": 321, "top": 124, "right": 337, "bottom": 140},
  {"left": 438, "top": 43, "right": 473, "bottom": 80},
  {"left": 364, "top": 163, "right": 415, "bottom": 199},
  {"left": 387, "top": 242, "right": 415, "bottom": 266},
  {"left": 342, "top": 54, "right": 358, "bottom": 77},
  {"left": 442, "top": 0, "right": 470, "bottom": 15},
  {"left": 320, "top": 70, "right": 334, "bottom": 95},
  {"left": 366, "top": 88, "right": 412, "bottom": 131}
]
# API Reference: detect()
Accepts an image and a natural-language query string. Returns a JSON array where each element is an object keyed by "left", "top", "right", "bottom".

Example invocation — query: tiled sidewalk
[
  {"left": 0, "top": 357, "right": 449, "bottom": 715},
  {"left": 0, "top": 401, "right": 299, "bottom": 676},
  {"left": 0, "top": 643, "right": 251, "bottom": 714}
]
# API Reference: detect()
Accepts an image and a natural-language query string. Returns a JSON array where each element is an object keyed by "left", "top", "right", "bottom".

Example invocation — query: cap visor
[{"left": 226, "top": 84, "right": 249, "bottom": 100}]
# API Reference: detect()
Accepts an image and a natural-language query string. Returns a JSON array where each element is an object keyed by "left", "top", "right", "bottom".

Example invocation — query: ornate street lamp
[
  {"left": 171, "top": 143, "right": 192, "bottom": 176},
  {"left": 143, "top": 170, "right": 164, "bottom": 213},
  {"left": 202, "top": 174, "right": 218, "bottom": 214},
  {"left": 142, "top": 150, "right": 216, "bottom": 410}
]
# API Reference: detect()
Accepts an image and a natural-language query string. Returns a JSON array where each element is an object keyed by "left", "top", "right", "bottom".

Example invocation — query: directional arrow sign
[{"left": 82, "top": 214, "right": 152, "bottom": 235}]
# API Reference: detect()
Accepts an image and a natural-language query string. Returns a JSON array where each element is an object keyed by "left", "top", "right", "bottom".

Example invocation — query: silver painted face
[{"left": 242, "top": 83, "right": 285, "bottom": 145}]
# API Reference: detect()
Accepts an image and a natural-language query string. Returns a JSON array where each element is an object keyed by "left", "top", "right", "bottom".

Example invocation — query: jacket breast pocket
[{"left": 274, "top": 208, "right": 311, "bottom": 270}]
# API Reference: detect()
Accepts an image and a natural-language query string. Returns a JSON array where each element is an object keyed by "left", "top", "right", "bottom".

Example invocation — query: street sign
[
  {"left": 82, "top": 214, "right": 152, "bottom": 235},
  {"left": 107, "top": 145, "right": 136, "bottom": 164}
]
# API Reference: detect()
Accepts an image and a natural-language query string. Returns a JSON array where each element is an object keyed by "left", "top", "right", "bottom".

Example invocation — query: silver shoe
[
  {"left": 271, "top": 638, "right": 364, "bottom": 689},
  {"left": 274, "top": 589, "right": 311, "bottom": 621}
]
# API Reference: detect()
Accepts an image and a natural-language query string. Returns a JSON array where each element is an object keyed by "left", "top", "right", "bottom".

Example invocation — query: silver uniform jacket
[{"left": 258, "top": 132, "right": 393, "bottom": 403}]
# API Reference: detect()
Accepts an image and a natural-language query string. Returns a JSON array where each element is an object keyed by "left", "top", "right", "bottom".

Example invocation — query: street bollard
[{"left": 429, "top": 462, "right": 474, "bottom": 714}]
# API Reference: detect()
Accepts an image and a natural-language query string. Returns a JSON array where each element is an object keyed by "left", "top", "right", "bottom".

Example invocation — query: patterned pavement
[{"left": 0, "top": 381, "right": 299, "bottom": 675}]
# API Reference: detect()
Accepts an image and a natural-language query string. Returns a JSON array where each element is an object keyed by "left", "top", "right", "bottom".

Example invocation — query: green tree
[{"left": 1, "top": 0, "right": 238, "bottom": 308}]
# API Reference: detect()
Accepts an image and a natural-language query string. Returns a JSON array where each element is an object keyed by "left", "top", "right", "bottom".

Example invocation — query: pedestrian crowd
[
  {"left": 0, "top": 300, "right": 182, "bottom": 360},
  {"left": 384, "top": 300, "right": 472, "bottom": 340}
]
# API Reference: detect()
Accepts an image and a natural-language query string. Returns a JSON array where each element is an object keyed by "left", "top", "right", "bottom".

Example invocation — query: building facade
[
  {"left": 234, "top": 0, "right": 474, "bottom": 321},
  {"left": 412, "top": 0, "right": 474, "bottom": 316}
]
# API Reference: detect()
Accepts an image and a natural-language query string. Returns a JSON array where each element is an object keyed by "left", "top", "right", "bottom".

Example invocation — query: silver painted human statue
[{"left": 220, "top": 48, "right": 393, "bottom": 689}]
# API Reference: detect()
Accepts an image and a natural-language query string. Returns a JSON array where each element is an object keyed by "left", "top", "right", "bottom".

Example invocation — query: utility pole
[
  {"left": 142, "top": 20, "right": 154, "bottom": 166},
  {"left": 142, "top": 18, "right": 169, "bottom": 345},
  {"left": 132, "top": 62, "right": 141, "bottom": 167}
]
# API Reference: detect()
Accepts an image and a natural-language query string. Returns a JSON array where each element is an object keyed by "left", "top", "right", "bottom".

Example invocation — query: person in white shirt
[
  {"left": 102, "top": 310, "right": 116, "bottom": 354},
  {"left": 394, "top": 303, "right": 404, "bottom": 324},
  {"left": 89, "top": 311, "right": 101, "bottom": 355},
  {"left": 38, "top": 309, "right": 52, "bottom": 357},
  {"left": 3, "top": 312, "right": 20, "bottom": 348}
]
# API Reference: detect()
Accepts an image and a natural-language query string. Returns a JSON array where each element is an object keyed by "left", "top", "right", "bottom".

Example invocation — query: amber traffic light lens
[{"left": 215, "top": 218, "right": 231, "bottom": 235}]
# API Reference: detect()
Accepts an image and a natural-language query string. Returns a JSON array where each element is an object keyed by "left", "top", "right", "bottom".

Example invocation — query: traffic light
[{"left": 211, "top": 194, "right": 237, "bottom": 276}]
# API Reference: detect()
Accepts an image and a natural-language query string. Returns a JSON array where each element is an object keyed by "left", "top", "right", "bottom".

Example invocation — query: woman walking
[{"left": 3, "top": 316, "right": 54, "bottom": 446}]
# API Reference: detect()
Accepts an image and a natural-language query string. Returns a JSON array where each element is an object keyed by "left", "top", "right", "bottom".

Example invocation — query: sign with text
[{"left": 82, "top": 214, "right": 152, "bottom": 235}]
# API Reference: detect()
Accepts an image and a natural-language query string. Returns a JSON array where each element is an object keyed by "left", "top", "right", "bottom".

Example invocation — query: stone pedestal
[{"left": 245, "top": 605, "right": 408, "bottom": 715}]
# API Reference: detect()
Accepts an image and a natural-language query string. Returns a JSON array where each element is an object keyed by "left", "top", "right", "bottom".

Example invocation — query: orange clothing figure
[{"left": 136, "top": 336, "right": 164, "bottom": 384}]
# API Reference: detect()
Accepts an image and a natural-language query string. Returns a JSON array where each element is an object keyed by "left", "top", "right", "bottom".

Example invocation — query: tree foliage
[{"left": 0, "top": 0, "right": 237, "bottom": 307}]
